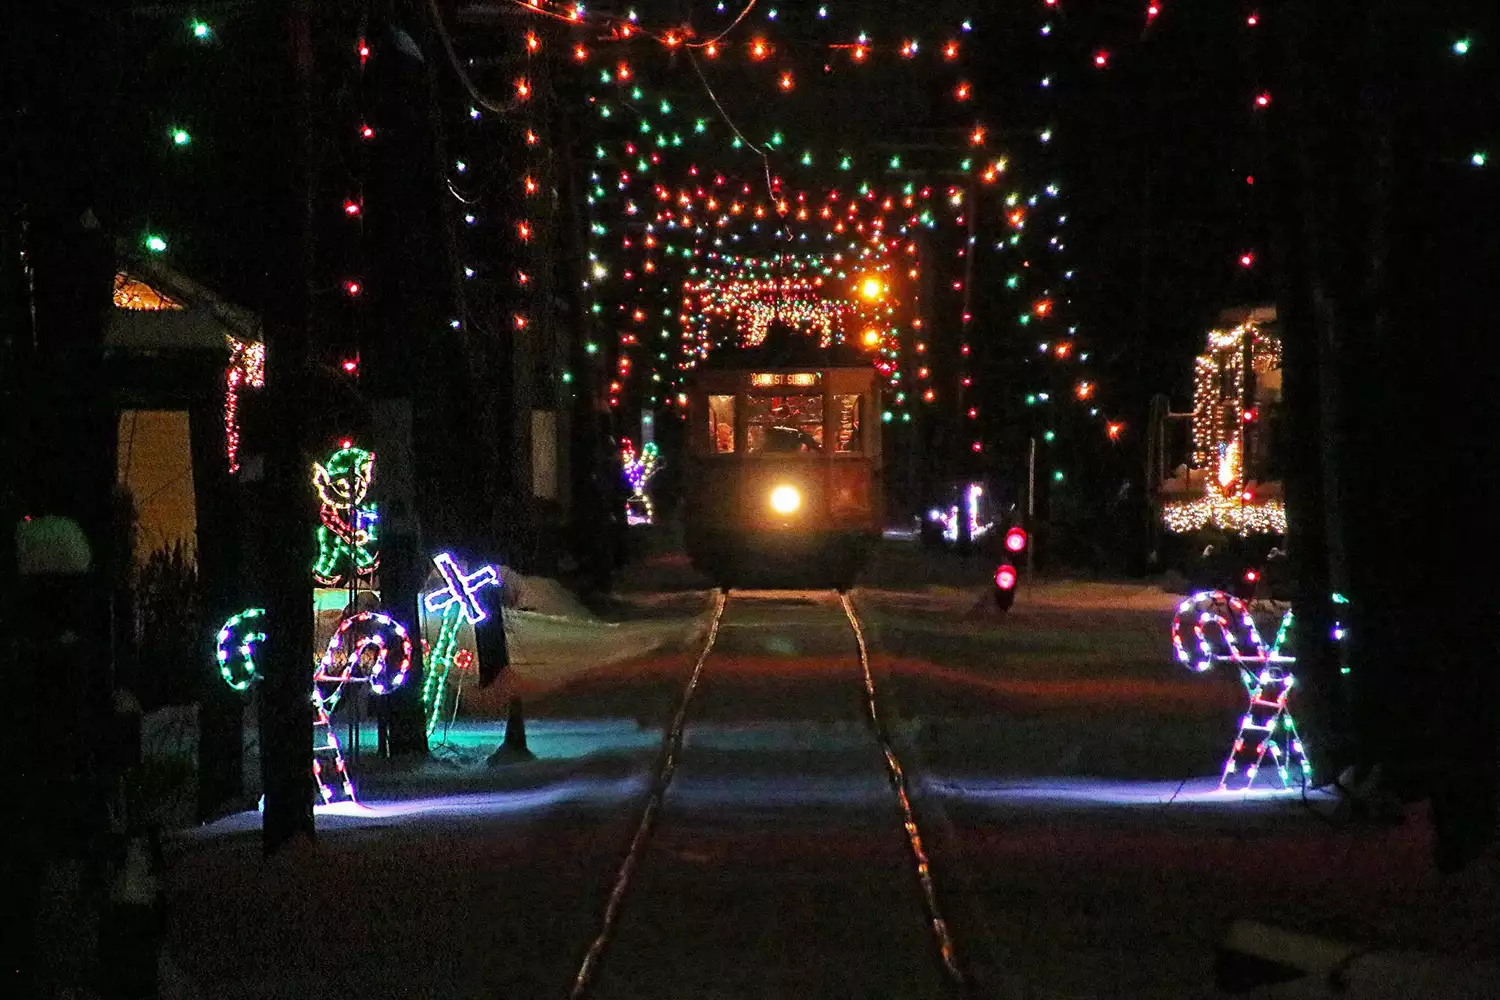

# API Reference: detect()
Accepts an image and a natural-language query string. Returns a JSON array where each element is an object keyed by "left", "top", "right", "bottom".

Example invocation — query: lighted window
[
  {"left": 746, "top": 394, "right": 824, "bottom": 453},
  {"left": 834, "top": 395, "right": 862, "bottom": 453},
  {"left": 708, "top": 395, "right": 736, "bottom": 453}
]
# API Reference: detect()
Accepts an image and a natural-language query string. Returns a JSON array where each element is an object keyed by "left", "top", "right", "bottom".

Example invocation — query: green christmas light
[
  {"left": 190, "top": 19, "right": 212, "bottom": 40},
  {"left": 585, "top": 342, "right": 599, "bottom": 354},
  {"left": 1472, "top": 151, "right": 1488, "bottom": 167},
  {"left": 1453, "top": 38, "right": 1471, "bottom": 55},
  {"left": 171, "top": 127, "right": 191, "bottom": 146},
  {"left": 143, "top": 233, "right": 167, "bottom": 253},
  {"left": 1006, "top": 275, "right": 1020, "bottom": 289},
  {"left": 658, "top": 100, "right": 671, "bottom": 114},
  {"left": 840, "top": 156, "right": 852, "bottom": 170},
  {"left": 889, "top": 155, "right": 902, "bottom": 169},
  {"left": 1043, "top": 430, "right": 1056, "bottom": 442},
  {"left": 801, "top": 151, "right": 813, "bottom": 166},
  {"left": 695, "top": 118, "right": 707, "bottom": 133},
  {"left": 1052, "top": 470, "right": 1064, "bottom": 482}
]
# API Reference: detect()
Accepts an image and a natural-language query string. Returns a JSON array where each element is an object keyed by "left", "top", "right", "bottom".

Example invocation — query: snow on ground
[{"left": 159, "top": 544, "right": 1500, "bottom": 999}]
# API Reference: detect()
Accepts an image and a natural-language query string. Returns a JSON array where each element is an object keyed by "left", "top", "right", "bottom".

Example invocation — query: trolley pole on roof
[{"left": 1027, "top": 435, "right": 1036, "bottom": 575}]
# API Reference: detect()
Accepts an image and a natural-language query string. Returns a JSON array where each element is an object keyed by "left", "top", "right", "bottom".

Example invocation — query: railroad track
[{"left": 567, "top": 589, "right": 969, "bottom": 998}]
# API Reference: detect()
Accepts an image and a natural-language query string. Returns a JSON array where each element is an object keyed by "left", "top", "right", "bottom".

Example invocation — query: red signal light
[
  {"left": 1004, "top": 526, "right": 1028, "bottom": 554},
  {"left": 995, "top": 565, "right": 1018, "bottom": 590}
]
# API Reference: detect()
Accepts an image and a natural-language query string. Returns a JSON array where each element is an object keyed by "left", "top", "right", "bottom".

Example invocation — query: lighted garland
[
  {"left": 225, "top": 337, "right": 265, "bottom": 475},
  {"left": 1170, "top": 590, "right": 1311, "bottom": 791},
  {"left": 1160, "top": 487, "right": 1288, "bottom": 536},
  {"left": 214, "top": 607, "right": 266, "bottom": 692}
]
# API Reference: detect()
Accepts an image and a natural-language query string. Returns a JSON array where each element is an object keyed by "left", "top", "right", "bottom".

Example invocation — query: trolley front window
[
  {"left": 746, "top": 394, "right": 824, "bottom": 453},
  {"left": 834, "top": 394, "right": 862, "bottom": 453},
  {"left": 708, "top": 395, "right": 736, "bottom": 453}
]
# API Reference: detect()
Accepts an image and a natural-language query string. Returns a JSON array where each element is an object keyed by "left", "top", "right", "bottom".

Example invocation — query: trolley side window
[
  {"left": 708, "top": 395, "right": 737, "bottom": 454},
  {"left": 745, "top": 394, "right": 825, "bottom": 453},
  {"left": 834, "top": 394, "right": 862, "bottom": 453}
]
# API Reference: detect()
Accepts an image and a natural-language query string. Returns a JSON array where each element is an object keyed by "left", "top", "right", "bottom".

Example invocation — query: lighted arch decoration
[
  {"left": 1170, "top": 590, "right": 1311, "bottom": 791},
  {"left": 215, "top": 607, "right": 267, "bottom": 692},
  {"left": 313, "top": 610, "right": 412, "bottom": 804}
]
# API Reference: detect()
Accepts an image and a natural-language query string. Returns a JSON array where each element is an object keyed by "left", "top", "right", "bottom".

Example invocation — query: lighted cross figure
[
  {"left": 1171, "top": 590, "right": 1312, "bottom": 791},
  {"left": 423, "top": 552, "right": 500, "bottom": 625}
]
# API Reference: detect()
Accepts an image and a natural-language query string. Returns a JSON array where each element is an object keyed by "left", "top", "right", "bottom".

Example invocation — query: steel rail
[
  {"left": 568, "top": 589, "right": 727, "bottom": 999},
  {"left": 841, "top": 592, "right": 969, "bottom": 991},
  {"left": 568, "top": 589, "right": 967, "bottom": 997}
]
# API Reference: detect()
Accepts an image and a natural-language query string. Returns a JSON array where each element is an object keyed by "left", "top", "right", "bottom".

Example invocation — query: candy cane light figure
[
  {"left": 1171, "top": 590, "right": 1312, "bottom": 791},
  {"left": 312, "top": 610, "right": 412, "bottom": 804}
]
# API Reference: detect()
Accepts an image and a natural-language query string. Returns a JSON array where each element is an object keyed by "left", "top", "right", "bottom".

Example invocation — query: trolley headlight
[{"left": 768, "top": 484, "right": 801, "bottom": 516}]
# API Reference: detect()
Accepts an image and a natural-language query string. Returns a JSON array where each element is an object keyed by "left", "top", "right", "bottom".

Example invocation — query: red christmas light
[
  {"left": 1094, "top": 50, "right": 1110, "bottom": 68},
  {"left": 1254, "top": 92, "right": 1271, "bottom": 107},
  {"left": 345, "top": 280, "right": 362, "bottom": 296}
]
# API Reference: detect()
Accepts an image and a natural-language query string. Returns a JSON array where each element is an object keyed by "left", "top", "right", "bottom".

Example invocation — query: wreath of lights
[
  {"left": 1170, "top": 589, "right": 1311, "bottom": 791},
  {"left": 214, "top": 607, "right": 266, "bottom": 692}
]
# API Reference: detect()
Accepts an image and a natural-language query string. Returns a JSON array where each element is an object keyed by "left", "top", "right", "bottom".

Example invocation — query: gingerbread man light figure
[{"left": 1171, "top": 590, "right": 1312, "bottom": 791}]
